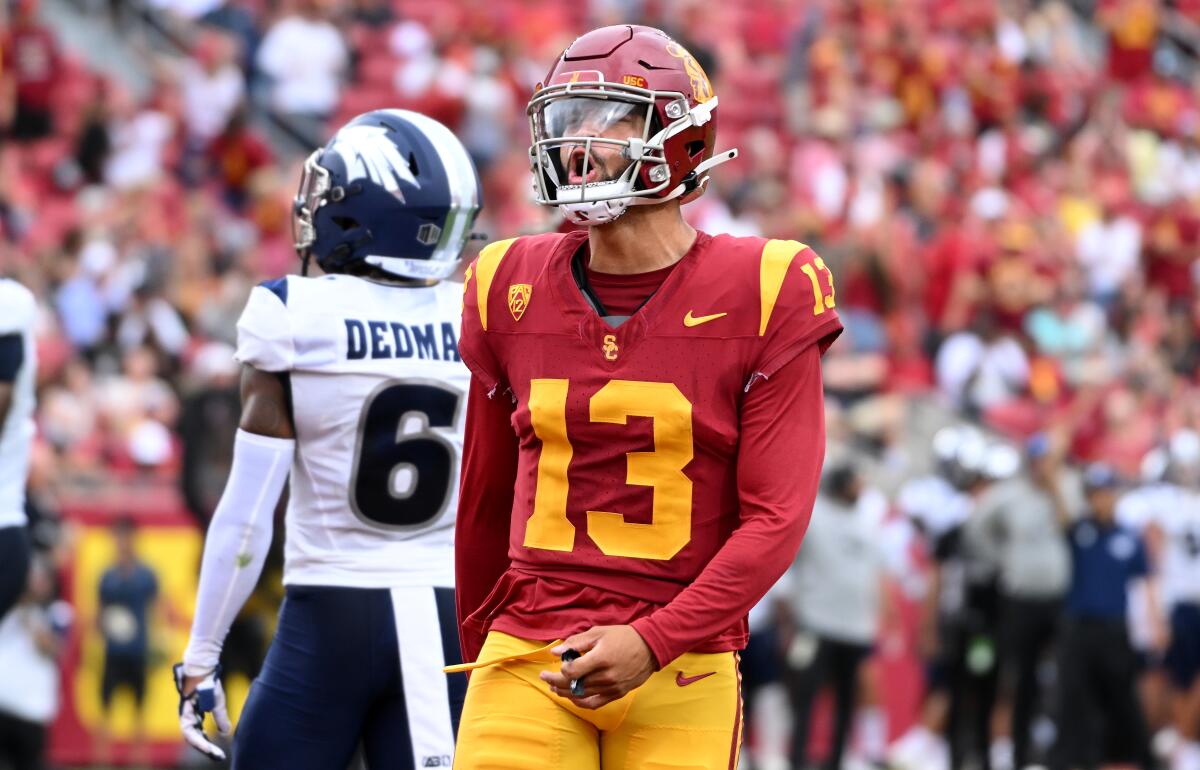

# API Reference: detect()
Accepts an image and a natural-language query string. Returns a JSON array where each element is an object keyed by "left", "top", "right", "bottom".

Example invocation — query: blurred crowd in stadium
[{"left": 1, "top": 0, "right": 1200, "bottom": 768}]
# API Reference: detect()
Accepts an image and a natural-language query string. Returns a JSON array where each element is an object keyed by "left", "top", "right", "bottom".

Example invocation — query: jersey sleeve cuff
[
  {"left": 748, "top": 315, "right": 843, "bottom": 390},
  {"left": 630, "top": 616, "right": 673, "bottom": 670},
  {"left": 181, "top": 649, "right": 220, "bottom": 677},
  {"left": 234, "top": 428, "right": 297, "bottom": 451}
]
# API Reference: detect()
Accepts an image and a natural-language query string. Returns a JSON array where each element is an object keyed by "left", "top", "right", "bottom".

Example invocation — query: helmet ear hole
[
  {"left": 332, "top": 216, "right": 360, "bottom": 231},
  {"left": 685, "top": 140, "right": 705, "bottom": 159}
]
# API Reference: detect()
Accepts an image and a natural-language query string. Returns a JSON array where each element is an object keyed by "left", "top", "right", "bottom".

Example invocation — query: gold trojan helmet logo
[
  {"left": 508, "top": 284, "right": 532, "bottom": 322},
  {"left": 664, "top": 40, "right": 713, "bottom": 104}
]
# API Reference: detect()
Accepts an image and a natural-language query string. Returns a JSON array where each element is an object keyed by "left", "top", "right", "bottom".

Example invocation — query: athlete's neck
[{"left": 586, "top": 201, "right": 697, "bottom": 275}]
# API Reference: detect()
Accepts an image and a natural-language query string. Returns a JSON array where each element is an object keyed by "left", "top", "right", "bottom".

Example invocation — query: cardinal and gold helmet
[{"left": 528, "top": 25, "right": 738, "bottom": 225}]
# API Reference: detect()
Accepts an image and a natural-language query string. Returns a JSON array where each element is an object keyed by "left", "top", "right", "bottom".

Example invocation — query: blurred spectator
[
  {"left": 0, "top": 0, "right": 59, "bottom": 142},
  {"left": 255, "top": 0, "right": 348, "bottom": 141},
  {"left": 385, "top": 20, "right": 469, "bottom": 132},
  {"left": 94, "top": 346, "right": 180, "bottom": 473},
  {"left": 458, "top": 48, "right": 515, "bottom": 173},
  {"left": 1098, "top": 0, "right": 1158, "bottom": 84},
  {"left": 74, "top": 92, "right": 112, "bottom": 187},
  {"left": 778, "top": 462, "right": 890, "bottom": 770},
  {"left": 1052, "top": 464, "right": 1159, "bottom": 770},
  {"left": 53, "top": 235, "right": 112, "bottom": 354},
  {"left": 115, "top": 286, "right": 191, "bottom": 358},
  {"left": 199, "top": 1, "right": 261, "bottom": 75},
  {"left": 1024, "top": 270, "right": 1107, "bottom": 385},
  {"left": 1162, "top": 303, "right": 1200, "bottom": 379},
  {"left": 178, "top": 30, "right": 245, "bottom": 148},
  {"left": 0, "top": 557, "right": 68, "bottom": 770},
  {"left": 95, "top": 517, "right": 159, "bottom": 765},
  {"left": 1075, "top": 177, "right": 1143, "bottom": 305},
  {"left": 178, "top": 341, "right": 239, "bottom": 525},
  {"left": 935, "top": 311, "right": 1030, "bottom": 418},
  {"left": 38, "top": 358, "right": 100, "bottom": 467},
  {"left": 207, "top": 107, "right": 274, "bottom": 212},
  {"left": 103, "top": 86, "right": 175, "bottom": 191},
  {"left": 971, "top": 434, "right": 1072, "bottom": 770}
]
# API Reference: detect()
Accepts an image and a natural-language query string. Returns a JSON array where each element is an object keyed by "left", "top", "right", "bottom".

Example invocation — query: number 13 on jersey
[{"left": 522, "top": 379, "right": 694, "bottom": 561}]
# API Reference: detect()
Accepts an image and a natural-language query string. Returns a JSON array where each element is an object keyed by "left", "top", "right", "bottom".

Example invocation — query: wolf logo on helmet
[
  {"left": 293, "top": 109, "right": 483, "bottom": 280},
  {"left": 328, "top": 124, "right": 421, "bottom": 202}
]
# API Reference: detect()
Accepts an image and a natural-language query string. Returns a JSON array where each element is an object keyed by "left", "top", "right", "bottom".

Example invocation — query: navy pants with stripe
[{"left": 232, "top": 585, "right": 464, "bottom": 770}]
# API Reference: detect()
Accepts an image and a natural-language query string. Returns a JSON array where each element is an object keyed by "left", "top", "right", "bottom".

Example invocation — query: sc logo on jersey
[
  {"left": 423, "top": 755, "right": 452, "bottom": 767},
  {"left": 603, "top": 334, "right": 619, "bottom": 361}
]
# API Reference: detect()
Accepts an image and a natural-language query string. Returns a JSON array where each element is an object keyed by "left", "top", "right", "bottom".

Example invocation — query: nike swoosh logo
[
  {"left": 675, "top": 671, "right": 716, "bottom": 687},
  {"left": 683, "top": 310, "right": 727, "bottom": 327}
]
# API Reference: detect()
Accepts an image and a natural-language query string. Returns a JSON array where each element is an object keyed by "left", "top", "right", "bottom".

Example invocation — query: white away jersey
[
  {"left": 235, "top": 274, "right": 470, "bottom": 588},
  {"left": 0, "top": 279, "right": 36, "bottom": 528},
  {"left": 1122, "top": 483, "right": 1200, "bottom": 607},
  {"left": 897, "top": 474, "right": 972, "bottom": 541}
]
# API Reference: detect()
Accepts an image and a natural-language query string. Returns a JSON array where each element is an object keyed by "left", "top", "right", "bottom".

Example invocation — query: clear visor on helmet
[
  {"left": 530, "top": 94, "right": 659, "bottom": 201},
  {"left": 539, "top": 98, "right": 644, "bottom": 141},
  {"left": 292, "top": 149, "right": 331, "bottom": 250}
]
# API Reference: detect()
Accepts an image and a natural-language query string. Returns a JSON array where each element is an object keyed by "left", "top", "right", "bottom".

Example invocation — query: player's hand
[
  {"left": 173, "top": 663, "right": 231, "bottom": 761},
  {"left": 539, "top": 625, "right": 656, "bottom": 709}
]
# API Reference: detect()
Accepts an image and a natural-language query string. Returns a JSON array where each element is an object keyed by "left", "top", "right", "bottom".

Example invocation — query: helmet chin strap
[
  {"left": 635, "top": 148, "right": 740, "bottom": 206},
  {"left": 559, "top": 148, "right": 740, "bottom": 225}
]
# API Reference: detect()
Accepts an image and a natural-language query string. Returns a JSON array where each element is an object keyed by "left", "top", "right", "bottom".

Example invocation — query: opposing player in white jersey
[
  {"left": 1126, "top": 433, "right": 1200, "bottom": 770},
  {"left": 887, "top": 425, "right": 989, "bottom": 770},
  {"left": 0, "top": 279, "right": 37, "bottom": 623},
  {"left": 173, "top": 109, "right": 482, "bottom": 770}
]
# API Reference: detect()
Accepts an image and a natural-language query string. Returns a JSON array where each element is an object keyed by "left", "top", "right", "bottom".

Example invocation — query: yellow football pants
[{"left": 448, "top": 631, "right": 743, "bottom": 770}]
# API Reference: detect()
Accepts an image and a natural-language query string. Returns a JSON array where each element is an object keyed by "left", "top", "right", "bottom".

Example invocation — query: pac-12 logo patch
[{"left": 508, "top": 283, "right": 532, "bottom": 322}]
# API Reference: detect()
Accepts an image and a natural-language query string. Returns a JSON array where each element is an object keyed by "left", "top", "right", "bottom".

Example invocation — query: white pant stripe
[{"left": 390, "top": 586, "right": 455, "bottom": 769}]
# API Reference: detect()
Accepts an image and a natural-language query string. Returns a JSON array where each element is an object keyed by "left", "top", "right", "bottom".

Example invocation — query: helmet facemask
[
  {"left": 292, "top": 149, "right": 332, "bottom": 263},
  {"left": 529, "top": 82, "right": 706, "bottom": 225}
]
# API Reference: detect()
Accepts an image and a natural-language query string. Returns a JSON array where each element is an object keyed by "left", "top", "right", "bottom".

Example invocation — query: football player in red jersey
[{"left": 449, "top": 24, "right": 842, "bottom": 768}]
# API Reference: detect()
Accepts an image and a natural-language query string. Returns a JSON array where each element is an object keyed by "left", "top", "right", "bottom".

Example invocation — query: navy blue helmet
[{"left": 292, "top": 109, "right": 483, "bottom": 281}]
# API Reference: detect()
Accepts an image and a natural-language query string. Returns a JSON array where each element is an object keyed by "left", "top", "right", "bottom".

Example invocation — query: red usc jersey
[{"left": 457, "top": 229, "right": 841, "bottom": 666}]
